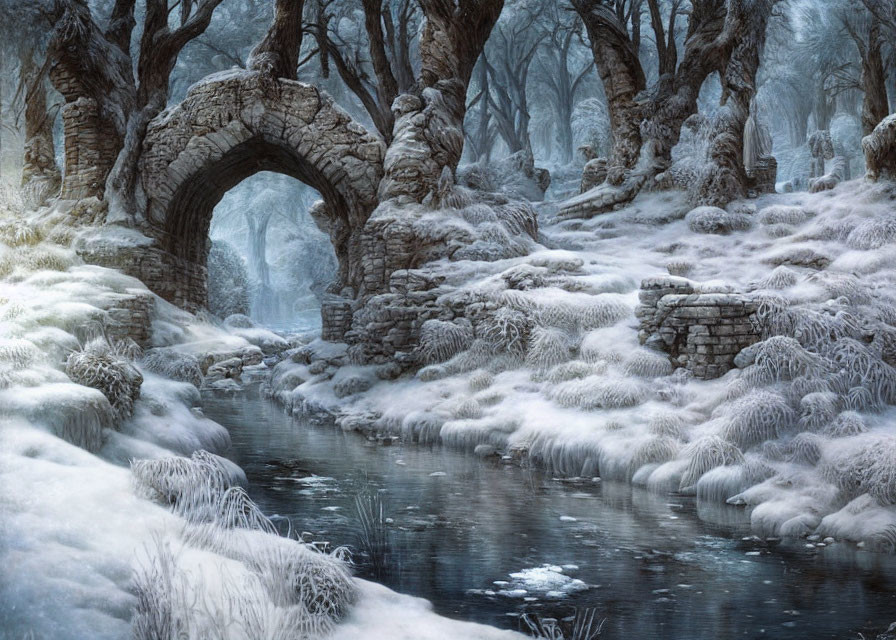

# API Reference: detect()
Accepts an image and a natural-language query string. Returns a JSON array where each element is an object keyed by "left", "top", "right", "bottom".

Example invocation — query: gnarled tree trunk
[
  {"left": 691, "top": 0, "right": 777, "bottom": 206},
  {"left": 380, "top": 0, "right": 504, "bottom": 202}
]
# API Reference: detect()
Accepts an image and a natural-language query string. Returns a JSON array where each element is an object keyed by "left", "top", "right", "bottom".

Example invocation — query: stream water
[{"left": 204, "top": 392, "right": 896, "bottom": 639}]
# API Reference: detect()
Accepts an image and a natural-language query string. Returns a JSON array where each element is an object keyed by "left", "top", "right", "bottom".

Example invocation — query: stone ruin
[{"left": 636, "top": 276, "right": 761, "bottom": 379}]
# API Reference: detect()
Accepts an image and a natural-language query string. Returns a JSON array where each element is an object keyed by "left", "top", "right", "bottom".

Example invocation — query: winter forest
[{"left": 3, "top": 0, "right": 896, "bottom": 638}]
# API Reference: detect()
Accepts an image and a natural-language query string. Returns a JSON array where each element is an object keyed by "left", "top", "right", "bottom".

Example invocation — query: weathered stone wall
[
  {"left": 58, "top": 97, "right": 119, "bottom": 200},
  {"left": 51, "top": 65, "right": 118, "bottom": 201},
  {"left": 78, "top": 241, "right": 206, "bottom": 314},
  {"left": 636, "top": 276, "right": 761, "bottom": 379},
  {"left": 77, "top": 70, "right": 387, "bottom": 316}
]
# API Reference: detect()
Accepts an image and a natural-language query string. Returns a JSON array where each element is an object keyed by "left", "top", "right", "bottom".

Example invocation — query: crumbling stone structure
[{"left": 636, "top": 276, "right": 761, "bottom": 379}]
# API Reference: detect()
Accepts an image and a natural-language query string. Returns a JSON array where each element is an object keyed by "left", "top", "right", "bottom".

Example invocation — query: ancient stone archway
[{"left": 136, "top": 70, "right": 385, "bottom": 310}]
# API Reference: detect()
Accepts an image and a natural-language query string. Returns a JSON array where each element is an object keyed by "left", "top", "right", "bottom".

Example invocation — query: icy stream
[{"left": 206, "top": 393, "right": 896, "bottom": 639}]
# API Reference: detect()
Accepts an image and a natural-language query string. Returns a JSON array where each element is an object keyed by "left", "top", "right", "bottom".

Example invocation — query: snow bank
[{"left": 276, "top": 181, "right": 896, "bottom": 550}]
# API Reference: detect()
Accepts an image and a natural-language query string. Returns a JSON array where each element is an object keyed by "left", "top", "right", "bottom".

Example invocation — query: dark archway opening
[{"left": 160, "top": 137, "right": 350, "bottom": 316}]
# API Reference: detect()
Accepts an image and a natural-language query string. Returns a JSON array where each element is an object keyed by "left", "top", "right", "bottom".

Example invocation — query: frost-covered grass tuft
[
  {"left": 468, "top": 369, "right": 494, "bottom": 391},
  {"left": 747, "top": 336, "right": 827, "bottom": 382},
  {"left": 758, "top": 205, "right": 812, "bottom": 226},
  {"left": 66, "top": 338, "right": 143, "bottom": 421},
  {"left": 550, "top": 376, "right": 646, "bottom": 410},
  {"left": 630, "top": 436, "right": 680, "bottom": 476},
  {"left": 131, "top": 537, "right": 189, "bottom": 640},
  {"left": 820, "top": 435, "right": 896, "bottom": 505},
  {"left": 418, "top": 319, "right": 474, "bottom": 364},
  {"left": 0, "top": 215, "right": 44, "bottom": 247},
  {"left": 647, "top": 412, "right": 687, "bottom": 440},
  {"left": 526, "top": 327, "right": 573, "bottom": 370},
  {"left": 543, "top": 360, "right": 597, "bottom": 383},
  {"left": 0, "top": 246, "right": 78, "bottom": 278},
  {"left": 141, "top": 348, "right": 203, "bottom": 387},
  {"left": 680, "top": 435, "right": 745, "bottom": 492},
  {"left": 786, "top": 432, "right": 824, "bottom": 466},
  {"left": 797, "top": 392, "right": 839, "bottom": 432},
  {"left": 845, "top": 214, "right": 896, "bottom": 250},
  {"left": 355, "top": 491, "right": 392, "bottom": 580},
  {"left": 0, "top": 338, "right": 42, "bottom": 369},
  {"left": 623, "top": 349, "right": 673, "bottom": 378},
  {"left": 822, "top": 411, "right": 867, "bottom": 438},
  {"left": 686, "top": 206, "right": 752, "bottom": 234},
  {"left": 718, "top": 389, "right": 795, "bottom": 448},
  {"left": 479, "top": 307, "right": 531, "bottom": 357},
  {"left": 752, "top": 266, "right": 799, "bottom": 290}
]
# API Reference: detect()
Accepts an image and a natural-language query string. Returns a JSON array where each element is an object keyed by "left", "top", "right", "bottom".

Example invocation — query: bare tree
[
  {"left": 534, "top": 3, "right": 595, "bottom": 164},
  {"left": 46, "top": 0, "right": 225, "bottom": 215},
  {"left": 569, "top": 0, "right": 780, "bottom": 213}
]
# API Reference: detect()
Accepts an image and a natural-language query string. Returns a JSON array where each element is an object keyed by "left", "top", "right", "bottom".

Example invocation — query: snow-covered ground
[
  {"left": 0, "top": 204, "right": 524, "bottom": 639},
  {"left": 272, "top": 180, "right": 896, "bottom": 551},
  {"left": 4, "top": 177, "right": 896, "bottom": 637}
]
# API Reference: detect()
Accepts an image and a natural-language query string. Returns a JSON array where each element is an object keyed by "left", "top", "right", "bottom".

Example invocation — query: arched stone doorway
[{"left": 136, "top": 70, "right": 385, "bottom": 310}]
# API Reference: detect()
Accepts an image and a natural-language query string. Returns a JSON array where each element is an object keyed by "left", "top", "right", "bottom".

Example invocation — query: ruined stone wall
[
  {"left": 636, "top": 276, "right": 761, "bottom": 379},
  {"left": 78, "top": 241, "right": 207, "bottom": 314}
]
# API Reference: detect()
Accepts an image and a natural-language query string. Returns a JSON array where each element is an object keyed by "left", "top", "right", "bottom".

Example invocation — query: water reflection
[{"left": 205, "top": 394, "right": 896, "bottom": 639}]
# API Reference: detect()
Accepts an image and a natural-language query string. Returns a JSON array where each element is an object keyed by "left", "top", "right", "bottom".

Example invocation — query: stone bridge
[{"left": 129, "top": 70, "right": 385, "bottom": 309}]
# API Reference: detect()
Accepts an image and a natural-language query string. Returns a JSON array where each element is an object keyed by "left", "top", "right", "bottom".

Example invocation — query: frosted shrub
[
  {"left": 248, "top": 542, "right": 355, "bottom": 631},
  {"left": 718, "top": 390, "right": 795, "bottom": 448},
  {"left": 786, "top": 432, "right": 824, "bottom": 466},
  {"left": 763, "top": 224, "right": 795, "bottom": 238},
  {"left": 752, "top": 266, "right": 799, "bottom": 290},
  {"left": 0, "top": 338, "right": 42, "bottom": 369},
  {"left": 751, "top": 336, "right": 826, "bottom": 382},
  {"left": 141, "top": 348, "right": 203, "bottom": 387},
  {"left": 526, "top": 327, "right": 573, "bottom": 370},
  {"left": 447, "top": 397, "right": 483, "bottom": 419},
  {"left": 647, "top": 412, "right": 687, "bottom": 440},
  {"left": 66, "top": 338, "right": 143, "bottom": 421},
  {"left": 846, "top": 215, "right": 896, "bottom": 250},
  {"left": 821, "top": 435, "right": 896, "bottom": 504},
  {"left": 623, "top": 349, "right": 673, "bottom": 378},
  {"left": 686, "top": 206, "right": 752, "bottom": 234},
  {"left": 418, "top": 319, "right": 474, "bottom": 364},
  {"left": 417, "top": 364, "right": 448, "bottom": 382},
  {"left": 680, "top": 435, "right": 745, "bottom": 492},
  {"left": 0, "top": 216, "right": 43, "bottom": 247},
  {"left": 822, "top": 411, "right": 867, "bottom": 438},
  {"left": 630, "top": 436, "right": 680, "bottom": 476},
  {"left": 551, "top": 376, "right": 645, "bottom": 410},
  {"left": 459, "top": 203, "right": 499, "bottom": 225},
  {"left": 544, "top": 361, "right": 596, "bottom": 383},
  {"left": 797, "top": 392, "right": 839, "bottom": 431},
  {"left": 758, "top": 205, "right": 812, "bottom": 226},
  {"left": 494, "top": 201, "right": 539, "bottom": 239},
  {"left": 828, "top": 339, "right": 896, "bottom": 405},
  {"left": 787, "top": 375, "right": 831, "bottom": 404},
  {"left": 479, "top": 307, "right": 531, "bottom": 357},
  {"left": 468, "top": 369, "right": 494, "bottom": 391}
]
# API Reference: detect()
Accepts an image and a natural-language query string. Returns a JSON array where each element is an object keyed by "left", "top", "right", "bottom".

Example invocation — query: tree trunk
[
  {"left": 20, "top": 51, "right": 60, "bottom": 194},
  {"left": 572, "top": 1, "right": 646, "bottom": 177},
  {"left": 248, "top": 0, "right": 305, "bottom": 80},
  {"left": 380, "top": 0, "right": 504, "bottom": 202},
  {"left": 691, "top": 0, "right": 776, "bottom": 206},
  {"left": 860, "top": 22, "right": 889, "bottom": 136}
]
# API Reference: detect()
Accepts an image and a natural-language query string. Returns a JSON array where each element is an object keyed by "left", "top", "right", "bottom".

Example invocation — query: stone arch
[{"left": 137, "top": 70, "right": 385, "bottom": 310}]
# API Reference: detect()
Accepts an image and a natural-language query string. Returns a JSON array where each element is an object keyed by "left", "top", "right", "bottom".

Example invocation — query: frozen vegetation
[
  {"left": 267, "top": 179, "right": 896, "bottom": 553},
  {"left": 0, "top": 193, "right": 523, "bottom": 639}
]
